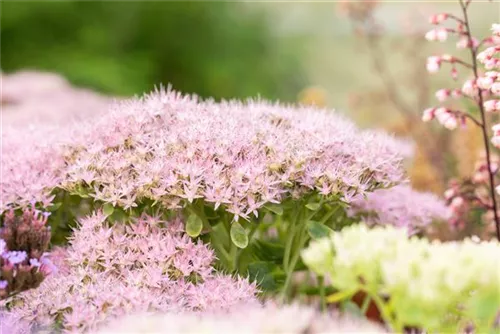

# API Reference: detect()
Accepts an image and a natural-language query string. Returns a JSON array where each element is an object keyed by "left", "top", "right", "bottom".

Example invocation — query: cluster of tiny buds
[
  {"left": 477, "top": 71, "right": 500, "bottom": 90},
  {"left": 426, "top": 54, "right": 458, "bottom": 79},
  {"left": 477, "top": 45, "right": 500, "bottom": 70},
  {"left": 472, "top": 152, "right": 499, "bottom": 184},
  {"left": 422, "top": 107, "right": 465, "bottom": 130},
  {"left": 435, "top": 88, "right": 463, "bottom": 102},
  {"left": 428, "top": 13, "right": 449, "bottom": 25},
  {"left": 443, "top": 181, "right": 468, "bottom": 229}
]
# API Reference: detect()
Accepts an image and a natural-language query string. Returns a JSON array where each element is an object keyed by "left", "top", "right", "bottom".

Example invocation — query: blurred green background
[
  {"left": 1, "top": 1, "right": 306, "bottom": 101},
  {"left": 0, "top": 1, "right": 496, "bottom": 107}
]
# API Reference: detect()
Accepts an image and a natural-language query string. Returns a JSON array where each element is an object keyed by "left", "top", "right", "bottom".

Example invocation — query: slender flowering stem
[
  {"left": 460, "top": 0, "right": 500, "bottom": 240},
  {"left": 459, "top": 112, "right": 483, "bottom": 127}
]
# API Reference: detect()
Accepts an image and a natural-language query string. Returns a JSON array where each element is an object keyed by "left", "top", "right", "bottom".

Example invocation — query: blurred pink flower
[{"left": 349, "top": 184, "right": 449, "bottom": 232}]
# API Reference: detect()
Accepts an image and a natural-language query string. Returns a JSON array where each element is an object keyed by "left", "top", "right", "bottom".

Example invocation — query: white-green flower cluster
[{"left": 302, "top": 224, "right": 500, "bottom": 333}]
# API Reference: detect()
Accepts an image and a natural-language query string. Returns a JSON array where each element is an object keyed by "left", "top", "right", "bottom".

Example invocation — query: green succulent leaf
[
  {"left": 305, "top": 202, "right": 321, "bottom": 211},
  {"left": 264, "top": 204, "right": 283, "bottom": 216},
  {"left": 307, "top": 220, "right": 333, "bottom": 239},
  {"left": 102, "top": 203, "right": 115, "bottom": 216},
  {"left": 230, "top": 222, "right": 248, "bottom": 248},
  {"left": 186, "top": 214, "right": 203, "bottom": 237}
]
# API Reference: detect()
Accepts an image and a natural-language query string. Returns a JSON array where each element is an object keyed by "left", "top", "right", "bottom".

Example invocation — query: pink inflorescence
[
  {"left": 1, "top": 85, "right": 406, "bottom": 219},
  {"left": 2, "top": 212, "right": 257, "bottom": 333},
  {"left": 349, "top": 184, "right": 449, "bottom": 232},
  {"left": 1, "top": 71, "right": 112, "bottom": 213}
]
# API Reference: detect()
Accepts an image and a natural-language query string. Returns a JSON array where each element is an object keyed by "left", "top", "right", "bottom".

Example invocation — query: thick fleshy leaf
[
  {"left": 186, "top": 214, "right": 203, "bottom": 237},
  {"left": 265, "top": 204, "right": 283, "bottom": 216},
  {"left": 307, "top": 220, "right": 333, "bottom": 239},
  {"left": 103, "top": 203, "right": 115, "bottom": 216},
  {"left": 230, "top": 222, "right": 248, "bottom": 248},
  {"left": 247, "top": 261, "right": 285, "bottom": 291},
  {"left": 305, "top": 202, "right": 321, "bottom": 211}
]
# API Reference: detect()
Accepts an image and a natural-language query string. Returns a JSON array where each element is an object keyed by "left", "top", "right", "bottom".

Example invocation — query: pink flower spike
[
  {"left": 484, "top": 100, "right": 500, "bottom": 113},
  {"left": 451, "top": 67, "right": 459, "bottom": 81},
  {"left": 425, "top": 29, "right": 448, "bottom": 42},
  {"left": 492, "top": 82, "right": 500, "bottom": 96},
  {"left": 462, "top": 79, "right": 477, "bottom": 96},
  {"left": 492, "top": 124, "right": 500, "bottom": 148},
  {"left": 451, "top": 89, "right": 462, "bottom": 98},
  {"left": 427, "top": 56, "right": 441, "bottom": 73},
  {"left": 422, "top": 108, "right": 435, "bottom": 122},
  {"left": 492, "top": 23, "right": 500, "bottom": 37},
  {"left": 435, "top": 107, "right": 458, "bottom": 130},
  {"left": 492, "top": 124, "right": 500, "bottom": 135},
  {"left": 492, "top": 136, "right": 500, "bottom": 148},
  {"left": 429, "top": 13, "right": 448, "bottom": 25},
  {"left": 477, "top": 76, "right": 495, "bottom": 90},
  {"left": 441, "top": 54, "right": 454, "bottom": 62},
  {"left": 435, "top": 89, "right": 450, "bottom": 102},
  {"left": 456, "top": 36, "right": 479, "bottom": 49},
  {"left": 444, "top": 188, "right": 456, "bottom": 200},
  {"left": 450, "top": 196, "right": 464, "bottom": 211}
]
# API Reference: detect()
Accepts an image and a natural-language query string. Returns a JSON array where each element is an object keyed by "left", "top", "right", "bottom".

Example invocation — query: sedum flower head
[
  {"left": 3, "top": 212, "right": 256, "bottom": 333},
  {"left": 1, "top": 71, "right": 112, "bottom": 213},
  {"left": 2, "top": 86, "right": 405, "bottom": 217}
]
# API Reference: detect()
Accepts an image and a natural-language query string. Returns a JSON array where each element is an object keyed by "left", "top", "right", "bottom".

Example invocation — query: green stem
[
  {"left": 282, "top": 214, "right": 308, "bottom": 301},
  {"left": 326, "top": 289, "right": 357, "bottom": 303},
  {"left": 318, "top": 276, "right": 326, "bottom": 312},
  {"left": 209, "top": 232, "right": 232, "bottom": 269},
  {"left": 361, "top": 294, "right": 371, "bottom": 315},
  {"left": 233, "top": 221, "right": 260, "bottom": 272},
  {"left": 283, "top": 207, "right": 299, "bottom": 273},
  {"left": 370, "top": 292, "right": 401, "bottom": 333},
  {"left": 229, "top": 240, "right": 238, "bottom": 272},
  {"left": 319, "top": 205, "right": 339, "bottom": 225}
]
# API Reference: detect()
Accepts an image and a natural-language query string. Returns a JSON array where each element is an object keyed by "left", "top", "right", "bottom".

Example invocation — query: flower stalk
[{"left": 459, "top": 0, "right": 500, "bottom": 240}]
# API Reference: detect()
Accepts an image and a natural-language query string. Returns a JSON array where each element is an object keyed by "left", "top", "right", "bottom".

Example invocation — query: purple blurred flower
[{"left": 349, "top": 184, "right": 449, "bottom": 232}]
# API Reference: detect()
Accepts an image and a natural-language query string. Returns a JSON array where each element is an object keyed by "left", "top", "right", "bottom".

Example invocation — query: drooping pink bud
[
  {"left": 426, "top": 56, "right": 441, "bottom": 73},
  {"left": 484, "top": 100, "right": 500, "bottom": 113},
  {"left": 429, "top": 13, "right": 448, "bottom": 25},
  {"left": 422, "top": 108, "right": 435, "bottom": 122},
  {"left": 435, "top": 89, "right": 450, "bottom": 102}
]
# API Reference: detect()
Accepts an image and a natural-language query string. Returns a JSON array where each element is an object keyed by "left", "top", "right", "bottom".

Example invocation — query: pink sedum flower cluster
[
  {"left": 2, "top": 86, "right": 406, "bottom": 219},
  {"left": 1, "top": 71, "right": 112, "bottom": 212},
  {"left": 2, "top": 212, "right": 256, "bottom": 333},
  {"left": 97, "top": 303, "right": 386, "bottom": 334},
  {"left": 349, "top": 185, "right": 449, "bottom": 232}
]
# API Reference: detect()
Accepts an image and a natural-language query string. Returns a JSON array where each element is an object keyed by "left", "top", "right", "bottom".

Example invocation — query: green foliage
[
  {"left": 306, "top": 220, "right": 333, "bottom": 240},
  {"left": 1, "top": 1, "right": 305, "bottom": 100},
  {"left": 102, "top": 203, "right": 115, "bottom": 217},
  {"left": 230, "top": 222, "right": 249, "bottom": 249}
]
